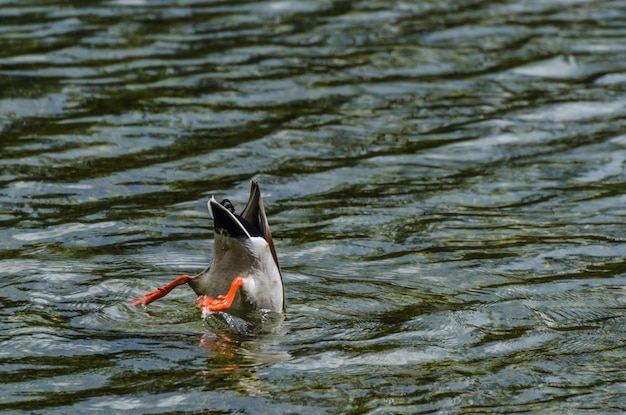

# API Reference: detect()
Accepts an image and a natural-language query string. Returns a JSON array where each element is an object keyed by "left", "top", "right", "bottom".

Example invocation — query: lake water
[{"left": 1, "top": 0, "right": 625, "bottom": 413}]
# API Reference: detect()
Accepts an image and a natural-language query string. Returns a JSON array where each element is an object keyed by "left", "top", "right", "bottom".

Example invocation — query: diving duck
[{"left": 129, "top": 180, "right": 284, "bottom": 314}]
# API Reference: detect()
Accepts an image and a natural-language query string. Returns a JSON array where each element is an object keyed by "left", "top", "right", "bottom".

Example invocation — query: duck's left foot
[
  {"left": 128, "top": 274, "right": 193, "bottom": 306},
  {"left": 194, "top": 276, "right": 244, "bottom": 313}
]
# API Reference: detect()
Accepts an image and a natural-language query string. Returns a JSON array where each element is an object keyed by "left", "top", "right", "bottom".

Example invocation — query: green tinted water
[{"left": 1, "top": 0, "right": 625, "bottom": 413}]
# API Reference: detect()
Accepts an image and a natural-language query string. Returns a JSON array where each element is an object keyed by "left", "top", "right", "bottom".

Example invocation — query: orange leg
[
  {"left": 127, "top": 274, "right": 193, "bottom": 306},
  {"left": 195, "top": 276, "right": 244, "bottom": 313}
]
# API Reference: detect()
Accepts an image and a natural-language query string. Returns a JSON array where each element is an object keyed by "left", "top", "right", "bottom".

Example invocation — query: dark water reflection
[{"left": 1, "top": 0, "right": 626, "bottom": 413}]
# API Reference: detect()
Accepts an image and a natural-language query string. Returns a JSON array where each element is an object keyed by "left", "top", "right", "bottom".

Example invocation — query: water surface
[{"left": 1, "top": 0, "right": 625, "bottom": 413}]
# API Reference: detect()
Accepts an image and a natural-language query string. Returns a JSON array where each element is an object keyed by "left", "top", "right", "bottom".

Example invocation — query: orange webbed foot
[
  {"left": 195, "top": 276, "right": 244, "bottom": 314},
  {"left": 128, "top": 274, "right": 193, "bottom": 306}
]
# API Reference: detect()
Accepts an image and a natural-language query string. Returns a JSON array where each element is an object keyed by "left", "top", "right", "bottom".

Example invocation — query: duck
[{"left": 129, "top": 180, "right": 284, "bottom": 314}]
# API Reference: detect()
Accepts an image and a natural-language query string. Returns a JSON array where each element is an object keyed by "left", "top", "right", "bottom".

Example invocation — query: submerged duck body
[
  {"left": 191, "top": 182, "right": 284, "bottom": 312},
  {"left": 129, "top": 180, "right": 284, "bottom": 314}
]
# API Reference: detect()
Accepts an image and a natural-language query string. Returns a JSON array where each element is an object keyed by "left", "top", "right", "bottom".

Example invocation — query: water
[{"left": 1, "top": 0, "right": 625, "bottom": 413}]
